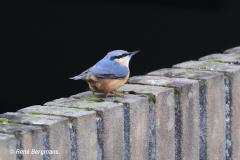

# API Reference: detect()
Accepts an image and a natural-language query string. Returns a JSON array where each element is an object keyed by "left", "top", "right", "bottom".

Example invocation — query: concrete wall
[{"left": 1, "top": 46, "right": 240, "bottom": 160}]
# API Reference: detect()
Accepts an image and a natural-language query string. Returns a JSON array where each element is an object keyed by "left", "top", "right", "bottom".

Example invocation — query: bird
[{"left": 70, "top": 50, "right": 139, "bottom": 96}]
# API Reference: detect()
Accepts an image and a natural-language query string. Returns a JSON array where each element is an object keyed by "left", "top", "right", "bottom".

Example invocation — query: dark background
[{"left": 0, "top": 0, "right": 239, "bottom": 113}]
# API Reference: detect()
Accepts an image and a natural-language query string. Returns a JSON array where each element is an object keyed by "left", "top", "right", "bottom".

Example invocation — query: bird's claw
[{"left": 109, "top": 91, "right": 125, "bottom": 97}]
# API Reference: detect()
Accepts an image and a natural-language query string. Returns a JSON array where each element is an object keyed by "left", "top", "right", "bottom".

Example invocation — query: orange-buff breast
[{"left": 88, "top": 75, "right": 129, "bottom": 93}]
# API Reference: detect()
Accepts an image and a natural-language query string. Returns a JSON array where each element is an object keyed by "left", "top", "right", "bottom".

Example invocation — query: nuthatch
[{"left": 70, "top": 50, "right": 139, "bottom": 95}]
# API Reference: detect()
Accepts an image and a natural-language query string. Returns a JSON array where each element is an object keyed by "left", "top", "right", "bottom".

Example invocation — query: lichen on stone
[
  {"left": 0, "top": 117, "right": 15, "bottom": 123},
  {"left": 139, "top": 93, "right": 156, "bottom": 103},
  {"left": 159, "top": 84, "right": 169, "bottom": 87},
  {"left": 207, "top": 59, "right": 225, "bottom": 63},
  {"left": 0, "top": 118, "right": 9, "bottom": 123},
  {"left": 68, "top": 106, "right": 93, "bottom": 111},
  {"left": 85, "top": 97, "right": 104, "bottom": 102},
  {"left": 199, "top": 80, "right": 206, "bottom": 86},
  {"left": 29, "top": 112, "right": 44, "bottom": 115}
]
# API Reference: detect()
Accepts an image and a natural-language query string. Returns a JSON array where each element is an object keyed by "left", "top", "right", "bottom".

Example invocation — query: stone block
[
  {"left": 117, "top": 84, "right": 176, "bottom": 160},
  {"left": 224, "top": 46, "right": 240, "bottom": 54},
  {"left": 0, "top": 133, "right": 17, "bottom": 160},
  {"left": 0, "top": 112, "right": 70, "bottom": 160},
  {"left": 200, "top": 53, "right": 240, "bottom": 64},
  {"left": 105, "top": 94, "right": 151, "bottom": 160},
  {"left": 173, "top": 60, "right": 240, "bottom": 160},
  {"left": 128, "top": 75, "right": 200, "bottom": 160},
  {"left": 72, "top": 92, "right": 151, "bottom": 160},
  {"left": 148, "top": 68, "right": 226, "bottom": 160},
  {"left": 44, "top": 98, "right": 124, "bottom": 160},
  {"left": 18, "top": 105, "right": 97, "bottom": 160},
  {"left": 0, "top": 122, "right": 44, "bottom": 160}
]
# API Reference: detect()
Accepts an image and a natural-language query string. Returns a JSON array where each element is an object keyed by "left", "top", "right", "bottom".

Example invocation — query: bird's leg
[
  {"left": 110, "top": 90, "right": 124, "bottom": 97},
  {"left": 104, "top": 93, "right": 109, "bottom": 98}
]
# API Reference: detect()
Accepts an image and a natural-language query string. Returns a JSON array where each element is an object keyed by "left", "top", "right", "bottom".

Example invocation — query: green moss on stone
[
  {"left": 29, "top": 112, "right": 44, "bottom": 115},
  {"left": 139, "top": 93, "right": 156, "bottom": 103},
  {"left": 207, "top": 59, "right": 224, "bottom": 63},
  {"left": 199, "top": 80, "right": 206, "bottom": 86},
  {"left": 85, "top": 97, "right": 104, "bottom": 102},
  {"left": 0, "top": 118, "right": 15, "bottom": 123},
  {"left": 0, "top": 118, "right": 10, "bottom": 123},
  {"left": 68, "top": 106, "right": 93, "bottom": 111},
  {"left": 159, "top": 84, "right": 169, "bottom": 87},
  {"left": 174, "top": 89, "right": 180, "bottom": 95}
]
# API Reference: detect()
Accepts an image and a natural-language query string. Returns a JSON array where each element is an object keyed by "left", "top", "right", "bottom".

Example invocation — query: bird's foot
[{"left": 109, "top": 91, "right": 125, "bottom": 97}]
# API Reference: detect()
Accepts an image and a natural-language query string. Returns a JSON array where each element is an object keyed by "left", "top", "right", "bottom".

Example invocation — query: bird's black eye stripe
[{"left": 110, "top": 53, "right": 130, "bottom": 60}]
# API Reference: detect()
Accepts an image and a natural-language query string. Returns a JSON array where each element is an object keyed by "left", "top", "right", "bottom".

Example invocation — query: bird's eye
[{"left": 110, "top": 53, "right": 130, "bottom": 60}]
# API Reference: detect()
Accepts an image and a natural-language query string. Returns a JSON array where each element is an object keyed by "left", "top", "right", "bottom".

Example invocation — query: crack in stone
[
  {"left": 15, "top": 133, "right": 23, "bottom": 160},
  {"left": 224, "top": 76, "right": 232, "bottom": 160},
  {"left": 174, "top": 90, "right": 182, "bottom": 160},
  {"left": 68, "top": 120, "right": 78, "bottom": 160},
  {"left": 96, "top": 113, "right": 104, "bottom": 160},
  {"left": 148, "top": 100, "right": 156, "bottom": 160},
  {"left": 42, "top": 130, "right": 50, "bottom": 160},
  {"left": 199, "top": 81, "right": 207, "bottom": 160},
  {"left": 123, "top": 103, "right": 130, "bottom": 160}
]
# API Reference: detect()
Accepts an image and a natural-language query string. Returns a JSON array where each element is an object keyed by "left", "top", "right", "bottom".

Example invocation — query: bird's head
[{"left": 106, "top": 50, "right": 139, "bottom": 66}]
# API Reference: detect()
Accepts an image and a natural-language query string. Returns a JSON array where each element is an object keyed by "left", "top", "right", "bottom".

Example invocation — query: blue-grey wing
[{"left": 89, "top": 59, "right": 128, "bottom": 79}]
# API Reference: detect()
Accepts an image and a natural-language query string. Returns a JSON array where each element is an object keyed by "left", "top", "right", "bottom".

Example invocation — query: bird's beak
[{"left": 130, "top": 50, "right": 140, "bottom": 56}]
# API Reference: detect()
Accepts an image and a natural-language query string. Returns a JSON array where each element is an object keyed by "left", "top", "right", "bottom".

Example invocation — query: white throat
[{"left": 115, "top": 56, "right": 131, "bottom": 67}]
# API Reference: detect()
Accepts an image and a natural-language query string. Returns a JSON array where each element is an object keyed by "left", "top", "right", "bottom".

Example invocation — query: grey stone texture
[
  {"left": 105, "top": 94, "right": 151, "bottom": 160},
  {"left": 200, "top": 53, "right": 240, "bottom": 64},
  {"left": 0, "top": 133, "right": 17, "bottom": 160},
  {"left": 18, "top": 105, "right": 97, "bottom": 160},
  {"left": 148, "top": 68, "right": 223, "bottom": 81},
  {"left": 0, "top": 112, "right": 70, "bottom": 160},
  {"left": 118, "top": 84, "right": 176, "bottom": 160},
  {"left": 173, "top": 60, "right": 240, "bottom": 73},
  {"left": 128, "top": 75, "right": 200, "bottom": 160},
  {"left": 0, "top": 122, "right": 45, "bottom": 160},
  {"left": 72, "top": 92, "right": 151, "bottom": 160},
  {"left": 44, "top": 98, "right": 125, "bottom": 160},
  {"left": 224, "top": 46, "right": 240, "bottom": 54},
  {"left": 198, "top": 53, "right": 240, "bottom": 160},
  {"left": 173, "top": 60, "right": 240, "bottom": 160},
  {"left": 148, "top": 68, "right": 226, "bottom": 160}
]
